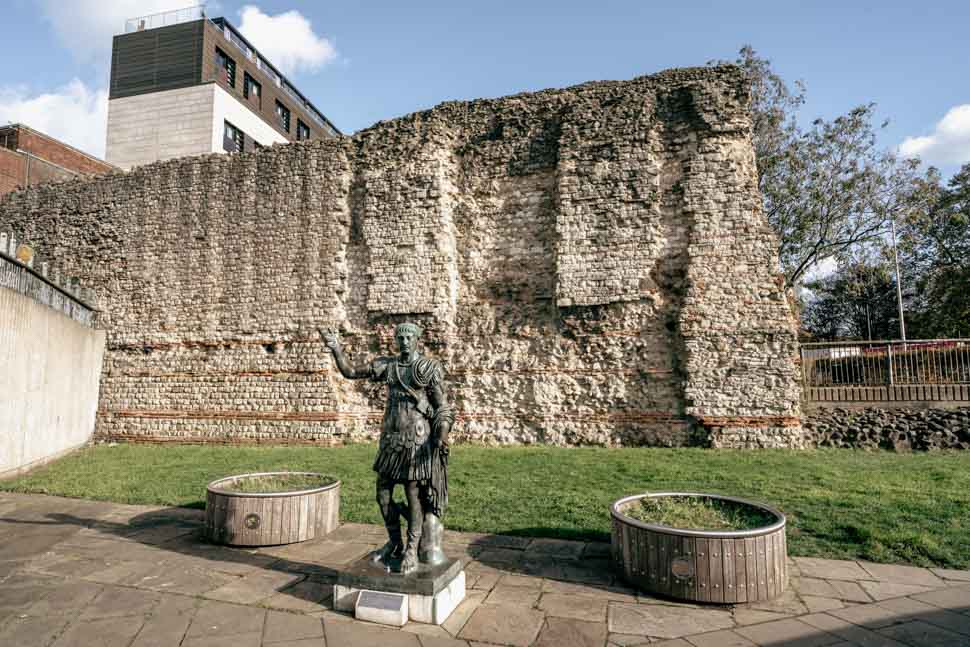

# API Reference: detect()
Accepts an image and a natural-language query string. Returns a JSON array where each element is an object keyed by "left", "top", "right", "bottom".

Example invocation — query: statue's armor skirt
[{"left": 373, "top": 396, "right": 434, "bottom": 482}]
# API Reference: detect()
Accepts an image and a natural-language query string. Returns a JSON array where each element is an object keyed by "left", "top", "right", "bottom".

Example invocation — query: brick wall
[
  {"left": 13, "top": 129, "right": 115, "bottom": 177},
  {"left": 0, "top": 66, "right": 804, "bottom": 448}
]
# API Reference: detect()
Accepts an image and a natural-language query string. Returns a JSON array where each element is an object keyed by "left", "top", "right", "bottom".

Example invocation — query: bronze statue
[{"left": 322, "top": 323, "right": 455, "bottom": 574}]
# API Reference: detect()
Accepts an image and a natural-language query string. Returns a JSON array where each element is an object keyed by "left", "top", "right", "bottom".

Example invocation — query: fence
[{"left": 801, "top": 339, "right": 970, "bottom": 404}]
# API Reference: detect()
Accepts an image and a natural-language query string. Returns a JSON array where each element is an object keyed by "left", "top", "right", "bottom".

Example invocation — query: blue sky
[{"left": 2, "top": 1, "right": 968, "bottom": 175}]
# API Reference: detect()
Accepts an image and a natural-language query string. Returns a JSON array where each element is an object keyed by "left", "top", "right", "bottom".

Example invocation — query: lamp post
[{"left": 890, "top": 218, "right": 906, "bottom": 341}]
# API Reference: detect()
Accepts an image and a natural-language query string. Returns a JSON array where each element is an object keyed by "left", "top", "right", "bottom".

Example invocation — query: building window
[
  {"left": 296, "top": 120, "right": 310, "bottom": 141},
  {"left": 243, "top": 73, "right": 261, "bottom": 108},
  {"left": 215, "top": 48, "right": 236, "bottom": 87},
  {"left": 275, "top": 101, "right": 291, "bottom": 132},
  {"left": 223, "top": 121, "right": 244, "bottom": 153}
]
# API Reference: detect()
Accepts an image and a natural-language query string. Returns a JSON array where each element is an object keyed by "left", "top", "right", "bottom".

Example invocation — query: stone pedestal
[{"left": 334, "top": 557, "right": 465, "bottom": 625}]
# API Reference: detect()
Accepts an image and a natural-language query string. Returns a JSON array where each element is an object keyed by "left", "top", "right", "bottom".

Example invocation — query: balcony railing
[{"left": 124, "top": 5, "right": 206, "bottom": 33}]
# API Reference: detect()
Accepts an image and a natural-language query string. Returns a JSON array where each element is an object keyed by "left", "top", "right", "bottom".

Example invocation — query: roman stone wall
[{"left": 0, "top": 66, "right": 804, "bottom": 447}]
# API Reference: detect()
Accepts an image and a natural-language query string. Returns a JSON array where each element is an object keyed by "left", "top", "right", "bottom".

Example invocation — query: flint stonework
[{"left": 0, "top": 65, "right": 804, "bottom": 447}]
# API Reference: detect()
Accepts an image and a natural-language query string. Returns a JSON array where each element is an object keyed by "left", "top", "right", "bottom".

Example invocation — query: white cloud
[
  {"left": 237, "top": 5, "right": 337, "bottom": 76},
  {"left": 0, "top": 80, "right": 108, "bottom": 158},
  {"left": 36, "top": 0, "right": 184, "bottom": 63},
  {"left": 899, "top": 104, "right": 970, "bottom": 166}
]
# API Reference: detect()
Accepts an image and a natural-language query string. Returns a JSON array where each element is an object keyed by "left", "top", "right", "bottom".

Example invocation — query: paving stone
[
  {"left": 182, "top": 631, "right": 262, "bottom": 647},
  {"left": 263, "top": 609, "right": 324, "bottom": 643},
  {"left": 0, "top": 529, "right": 76, "bottom": 561},
  {"left": 186, "top": 600, "right": 266, "bottom": 638},
  {"left": 826, "top": 579, "right": 872, "bottom": 603},
  {"left": 52, "top": 615, "right": 146, "bottom": 647},
  {"left": 467, "top": 570, "right": 501, "bottom": 591},
  {"left": 458, "top": 603, "right": 545, "bottom": 647},
  {"left": 416, "top": 634, "right": 471, "bottom": 647},
  {"left": 204, "top": 569, "right": 305, "bottom": 604},
  {"left": 0, "top": 614, "right": 72, "bottom": 647},
  {"left": 497, "top": 573, "right": 543, "bottom": 589},
  {"left": 746, "top": 588, "right": 808, "bottom": 616},
  {"left": 475, "top": 548, "right": 525, "bottom": 566},
  {"left": 262, "top": 578, "right": 333, "bottom": 612},
  {"left": 608, "top": 632, "right": 653, "bottom": 646},
  {"left": 538, "top": 592, "right": 607, "bottom": 622},
  {"left": 877, "top": 619, "right": 967, "bottom": 646},
  {"left": 80, "top": 585, "right": 159, "bottom": 619},
  {"left": 441, "top": 590, "right": 487, "bottom": 636},
  {"left": 525, "top": 538, "right": 586, "bottom": 558},
  {"left": 791, "top": 577, "right": 840, "bottom": 599},
  {"left": 82, "top": 559, "right": 160, "bottom": 586},
  {"left": 798, "top": 612, "right": 909, "bottom": 646},
  {"left": 734, "top": 618, "right": 843, "bottom": 646},
  {"left": 931, "top": 568, "right": 970, "bottom": 583},
  {"left": 401, "top": 622, "right": 455, "bottom": 638},
  {"left": 792, "top": 558, "right": 870, "bottom": 582},
  {"left": 261, "top": 639, "right": 326, "bottom": 647},
  {"left": 685, "top": 629, "right": 757, "bottom": 646},
  {"left": 858, "top": 561, "right": 946, "bottom": 588},
  {"left": 876, "top": 597, "right": 970, "bottom": 636},
  {"left": 648, "top": 641, "right": 693, "bottom": 647},
  {"left": 608, "top": 602, "right": 734, "bottom": 639},
  {"left": 443, "top": 543, "right": 484, "bottom": 563},
  {"left": 858, "top": 580, "right": 935, "bottom": 601},
  {"left": 733, "top": 608, "right": 792, "bottom": 626},
  {"left": 130, "top": 562, "right": 239, "bottom": 596},
  {"left": 25, "top": 554, "right": 109, "bottom": 579},
  {"left": 801, "top": 596, "right": 844, "bottom": 613},
  {"left": 829, "top": 603, "right": 906, "bottom": 629},
  {"left": 542, "top": 579, "right": 637, "bottom": 602},
  {"left": 324, "top": 618, "right": 421, "bottom": 647},
  {"left": 310, "top": 541, "right": 376, "bottom": 566},
  {"left": 484, "top": 584, "right": 540, "bottom": 606},
  {"left": 910, "top": 584, "right": 970, "bottom": 611},
  {"left": 0, "top": 578, "right": 59, "bottom": 611},
  {"left": 535, "top": 617, "right": 608, "bottom": 647},
  {"left": 469, "top": 534, "right": 532, "bottom": 550},
  {"left": 129, "top": 594, "right": 198, "bottom": 647},
  {"left": 23, "top": 578, "right": 103, "bottom": 616}
]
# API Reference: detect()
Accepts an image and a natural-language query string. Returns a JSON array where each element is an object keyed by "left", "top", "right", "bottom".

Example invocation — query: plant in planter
[
  {"left": 611, "top": 492, "right": 787, "bottom": 603},
  {"left": 205, "top": 471, "right": 341, "bottom": 546}
]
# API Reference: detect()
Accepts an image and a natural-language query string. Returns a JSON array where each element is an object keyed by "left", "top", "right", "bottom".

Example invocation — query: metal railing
[
  {"left": 124, "top": 5, "right": 206, "bottom": 33},
  {"left": 801, "top": 339, "right": 970, "bottom": 387}
]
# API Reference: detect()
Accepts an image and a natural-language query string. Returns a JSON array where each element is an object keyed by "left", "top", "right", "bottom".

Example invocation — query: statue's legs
[
  {"left": 371, "top": 475, "right": 403, "bottom": 563},
  {"left": 401, "top": 481, "right": 423, "bottom": 574},
  {"left": 418, "top": 483, "right": 447, "bottom": 566}
]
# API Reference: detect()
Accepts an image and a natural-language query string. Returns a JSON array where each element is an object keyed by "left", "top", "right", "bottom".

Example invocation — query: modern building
[
  {"left": 0, "top": 124, "right": 116, "bottom": 197},
  {"left": 106, "top": 6, "right": 341, "bottom": 170}
]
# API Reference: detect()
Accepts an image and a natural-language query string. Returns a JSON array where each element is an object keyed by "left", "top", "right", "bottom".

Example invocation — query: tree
[
  {"left": 802, "top": 254, "right": 899, "bottom": 341},
  {"left": 900, "top": 163, "right": 970, "bottom": 338},
  {"left": 714, "top": 48, "right": 926, "bottom": 288}
]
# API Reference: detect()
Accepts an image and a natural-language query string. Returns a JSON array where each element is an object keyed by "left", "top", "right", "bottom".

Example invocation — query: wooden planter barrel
[
  {"left": 611, "top": 493, "right": 787, "bottom": 604},
  {"left": 205, "top": 472, "right": 340, "bottom": 546}
]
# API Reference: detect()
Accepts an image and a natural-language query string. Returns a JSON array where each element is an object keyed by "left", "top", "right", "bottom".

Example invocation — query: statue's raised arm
[{"left": 320, "top": 328, "right": 372, "bottom": 380}]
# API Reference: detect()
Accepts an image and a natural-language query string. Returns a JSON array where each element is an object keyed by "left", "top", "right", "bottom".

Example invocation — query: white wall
[
  {"left": 106, "top": 84, "right": 215, "bottom": 170},
  {"left": 0, "top": 287, "right": 106, "bottom": 479},
  {"left": 211, "top": 84, "right": 288, "bottom": 151}
]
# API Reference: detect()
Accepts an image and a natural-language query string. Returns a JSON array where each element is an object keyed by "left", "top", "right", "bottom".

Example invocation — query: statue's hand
[{"left": 319, "top": 328, "right": 341, "bottom": 352}]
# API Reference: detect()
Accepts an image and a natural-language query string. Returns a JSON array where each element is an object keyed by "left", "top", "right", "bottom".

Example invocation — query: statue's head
[{"left": 394, "top": 322, "right": 421, "bottom": 355}]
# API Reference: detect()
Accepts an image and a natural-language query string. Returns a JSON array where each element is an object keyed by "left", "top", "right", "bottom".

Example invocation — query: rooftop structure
[{"left": 106, "top": 5, "right": 341, "bottom": 170}]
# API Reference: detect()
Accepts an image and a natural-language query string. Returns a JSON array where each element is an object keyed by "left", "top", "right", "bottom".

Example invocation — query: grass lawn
[{"left": 2, "top": 444, "right": 968, "bottom": 569}]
